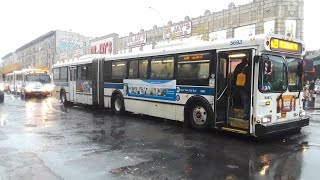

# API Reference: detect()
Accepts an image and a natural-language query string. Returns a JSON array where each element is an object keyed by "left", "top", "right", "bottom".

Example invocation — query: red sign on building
[{"left": 90, "top": 37, "right": 113, "bottom": 55}]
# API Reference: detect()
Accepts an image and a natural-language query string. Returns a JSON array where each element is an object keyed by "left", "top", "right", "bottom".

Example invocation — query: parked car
[{"left": 0, "top": 83, "right": 4, "bottom": 103}]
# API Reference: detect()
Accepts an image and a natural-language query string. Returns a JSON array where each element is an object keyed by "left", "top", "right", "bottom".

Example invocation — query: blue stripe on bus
[
  {"left": 104, "top": 83, "right": 124, "bottom": 89},
  {"left": 103, "top": 83, "right": 215, "bottom": 95},
  {"left": 177, "top": 86, "right": 215, "bottom": 95},
  {"left": 54, "top": 82, "right": 69, "bottom": 87}
]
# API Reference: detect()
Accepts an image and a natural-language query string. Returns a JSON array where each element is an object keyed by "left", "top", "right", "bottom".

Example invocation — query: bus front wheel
[
  {"left": 188, "top": 101, "right": 212, "bottom": 130},
  {"left": 112, "top": 94, "right": 125, "bottom": 114}
]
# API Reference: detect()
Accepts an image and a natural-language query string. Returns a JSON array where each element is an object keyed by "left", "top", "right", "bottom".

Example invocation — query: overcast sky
[{"left": 0, "top": 0, "right": 318, "bottom": 59}]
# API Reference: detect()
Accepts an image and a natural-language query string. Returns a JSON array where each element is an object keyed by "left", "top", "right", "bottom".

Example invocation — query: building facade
[
  {"left": 1, "top": 0, "right": 304, "bottom": 71},
  {"left": 5, "top": 30, "right": 90, "bottom": 70},
  {"left": 1, "top": 52, "right": 17, "bottom": 68},
  {"left": 116, "top": 0, "right": 304, "bottom": 53}
]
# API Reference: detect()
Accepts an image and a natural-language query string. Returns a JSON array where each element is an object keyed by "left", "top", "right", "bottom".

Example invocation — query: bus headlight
[
  {"left": 299, "top": 110, "right": 306, "bottom": 117},
  {"left": 262, "top": 116, "right": 272, "bottom": 124},
  {"left": 25, "top": 85, "right": 33, "bottom": 92},
  {"left": 44, "top": 84, "right": 55, "bottom": 92}
]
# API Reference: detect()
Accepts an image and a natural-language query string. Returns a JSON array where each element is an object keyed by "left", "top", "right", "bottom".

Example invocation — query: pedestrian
[
  {"left": 309, "top": 80, "right": 315, "bottom": 94},
  {"left": 232, "top": 58, "right": 248, "bottom": 107},
  {"left": 303, "top": 86, "right": 309, "bottom": 110}
]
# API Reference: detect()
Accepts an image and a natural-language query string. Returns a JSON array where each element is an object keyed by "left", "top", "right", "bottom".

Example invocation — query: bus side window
[
  {"left": 53, "top": 68, "right": 60, "bottom": 80},
  {"left": 104, "top": 61, "right": 112, "bottom": 82},
  {"left": 60, "top": 67, "right": 68, "bottom": 81},
  {"left": 139, "top": 59, "right": 148, "bottom": 78},
  {"left": 150, "top": 56, "right": 174, "bottom": 79},
  {"left": 112, "top": 61, "right": 127, "bottom": 79},
  {"left": 129, "top": 60, "right": 138, "bottom": 78},
  {"left": 87, "top": 64, "right": 92, "bottom": 80}
]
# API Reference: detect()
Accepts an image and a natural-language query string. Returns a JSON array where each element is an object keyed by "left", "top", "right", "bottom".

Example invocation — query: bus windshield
[
  {"left": 259, "top": 55, "right": 287, "bottom": 93},
  {"left": 26, "top": 75, "right": 51, "bottom": 84},
  {"left": 287, "top": 58, "right": 303, "bottom": 92}
]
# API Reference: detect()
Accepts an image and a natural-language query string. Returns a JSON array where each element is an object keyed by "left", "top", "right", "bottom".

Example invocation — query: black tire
[
  {"left": 0, "top": 94, "right": 4, "bottom": 103},
  {"left": 188, "top": 100, "right": 212, "bottom": 130},
  {"left": 60, "top": 90, "right": 68, "bottom": 105},
  {"left": 111, "top": 94, "right": 125, "bottom": 114}
]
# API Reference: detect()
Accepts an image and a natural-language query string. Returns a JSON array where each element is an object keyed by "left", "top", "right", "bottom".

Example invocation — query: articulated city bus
[{"left": 52, "top": 34, "right": 309, "bottom": 137}]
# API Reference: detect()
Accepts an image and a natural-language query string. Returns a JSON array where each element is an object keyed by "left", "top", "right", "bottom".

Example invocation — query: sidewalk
[{"left": 305, "top": 94, "right": 320, "bottom": 110}]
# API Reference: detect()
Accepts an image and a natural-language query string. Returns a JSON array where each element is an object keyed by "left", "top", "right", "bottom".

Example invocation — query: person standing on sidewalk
[
  {"left": 309, "top": 80, "right": 316, "bottom": 107},
  {"left": 303, "top": 86, "right": 309, "bottom": 110},
  {"left": 309, "top": 80, "right": 315, "bottom": 94}
]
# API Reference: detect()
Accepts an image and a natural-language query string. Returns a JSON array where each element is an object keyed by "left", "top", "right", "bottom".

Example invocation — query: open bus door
[
  {"left": 215, "top": 49, "right": 255, "bottom": 134},
  {"left": 215, "top": 52, "right": 229, "bottom": 127},
  {"left": 68, "top": 66, "right": 76, "bottom": 102}
]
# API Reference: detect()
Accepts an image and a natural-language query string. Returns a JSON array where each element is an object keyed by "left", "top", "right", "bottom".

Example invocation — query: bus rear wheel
[
  {"left": 112, "top": 94, "right": 125, "bottom": 114},
  {"left": 188, "top": 101, "right": 212, "bottom": 130}
]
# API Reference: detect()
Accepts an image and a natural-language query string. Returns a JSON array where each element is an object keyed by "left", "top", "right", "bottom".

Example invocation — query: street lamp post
[
  {"left": 148, "top": 6, "right": 164, "bottom": 28},
  {"left": 148, "top": 7, "right": 166, "bottom": 46}
]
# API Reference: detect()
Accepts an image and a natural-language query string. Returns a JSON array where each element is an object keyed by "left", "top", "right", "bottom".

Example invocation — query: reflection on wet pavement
[{"left": 0, "top": 93, "right": 319, "bottom": 179}]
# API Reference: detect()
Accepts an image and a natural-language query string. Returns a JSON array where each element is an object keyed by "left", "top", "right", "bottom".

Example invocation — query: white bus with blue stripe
[{"left": 52, "top": 34, "right": 309, "bottom": 137}]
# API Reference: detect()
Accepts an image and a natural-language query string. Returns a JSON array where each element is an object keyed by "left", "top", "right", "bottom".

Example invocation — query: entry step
[
  {"left": 229, "top": 108, "right": 244, "bottom": 119},
  {"left": 221, "top": 127, "right": 248, "bottom": 134},
  {"left": 228, "top": 117, "right": 249, "bottom": 130}
]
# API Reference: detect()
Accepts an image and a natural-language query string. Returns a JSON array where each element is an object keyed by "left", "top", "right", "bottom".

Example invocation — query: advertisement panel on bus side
[{"left": 123, "top": 79, "right": 176, "bottom": 101}]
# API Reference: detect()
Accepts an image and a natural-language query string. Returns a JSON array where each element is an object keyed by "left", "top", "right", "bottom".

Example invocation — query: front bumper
[
  {"left": 25, "top": 91, "right": 50, "bottom": 96},
  {"left": 255, "top": 117, "right": 309, "bottom": 137}
]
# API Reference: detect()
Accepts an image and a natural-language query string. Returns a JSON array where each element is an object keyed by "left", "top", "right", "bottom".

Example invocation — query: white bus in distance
[
  {"left": 6, "top": 68, "right": 53, "bottom": 98},
  {"left": 52, "top": 34, "right": 309, "bottom": 137}
]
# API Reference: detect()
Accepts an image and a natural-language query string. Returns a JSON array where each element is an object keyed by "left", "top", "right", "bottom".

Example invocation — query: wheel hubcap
[
  {"left": 115, "top": 98, "right": 121, "bottom": 111},
  {"left": 192, "top": 106, "right": 207, "bottom": 125}
]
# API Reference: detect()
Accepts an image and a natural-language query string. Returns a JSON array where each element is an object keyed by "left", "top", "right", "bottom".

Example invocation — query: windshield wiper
[
  {"left": 277, "top": 88, "right": 286, "bottom": 101},
  {"left": 277, "top": 63, "right": 288, "bottom": 101}
]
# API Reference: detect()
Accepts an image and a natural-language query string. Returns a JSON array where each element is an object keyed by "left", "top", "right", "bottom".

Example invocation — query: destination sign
[
  {"left": 270, "top": 38, "right": 301, "bottom": 53},
  {"left": 179, "top": 53, "right": 210, "bottom": 61}
]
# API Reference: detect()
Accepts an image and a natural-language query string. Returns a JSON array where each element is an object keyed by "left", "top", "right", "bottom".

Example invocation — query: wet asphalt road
[{"left": 0, "top": 93, "right": 319, "bottom": 180}]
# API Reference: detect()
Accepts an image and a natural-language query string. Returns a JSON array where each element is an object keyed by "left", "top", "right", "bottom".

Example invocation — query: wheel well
[
  {"left": 111, "top": 90, "right": 123, "bottom": 100},
  {"left": 184, "top": 96, "right": 213, "bottom": 126},
  {"left": 110, "top": 90, "right": 125, "bottom": 112}
]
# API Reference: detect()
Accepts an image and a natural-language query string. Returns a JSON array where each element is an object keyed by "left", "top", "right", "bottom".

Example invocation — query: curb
[{"left": 306, "top": 108, "right": 320, "bottom": 110}]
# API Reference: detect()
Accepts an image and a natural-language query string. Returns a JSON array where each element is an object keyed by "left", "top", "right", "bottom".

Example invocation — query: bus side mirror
[
  {"left": 254, "top": 55, "right": 269, "bottom": 63},
  {"left": 254, "top": 56, "right": 261, "bottom": 63},
  {"left": 297, "top": 61, "right": 303, "bottom": 76}
]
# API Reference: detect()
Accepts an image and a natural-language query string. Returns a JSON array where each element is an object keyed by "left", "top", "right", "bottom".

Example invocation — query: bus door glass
[
  {"left": 69, "top": 67, "right": 76, "bottom": 101},
  {"left": 215, "top": 52, "right": 229, "bottom": 125}
]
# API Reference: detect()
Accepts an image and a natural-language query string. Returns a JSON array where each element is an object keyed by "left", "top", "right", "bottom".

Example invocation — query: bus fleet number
[{"left": 230, "top": 40, "right": 242, "bottom": 45}]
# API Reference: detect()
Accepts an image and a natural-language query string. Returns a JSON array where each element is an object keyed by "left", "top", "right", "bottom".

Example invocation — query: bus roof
[
  {"left": 11, "top": 68, "right": 49, "bottom": 75},
  {"left": 53, "top": 34, "right": 305, "bottom": 67}
]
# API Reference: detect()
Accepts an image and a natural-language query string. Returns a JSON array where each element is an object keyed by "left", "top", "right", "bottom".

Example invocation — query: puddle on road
[{"left": 110, "top": 165, "right": 139, "bottom": 175}]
